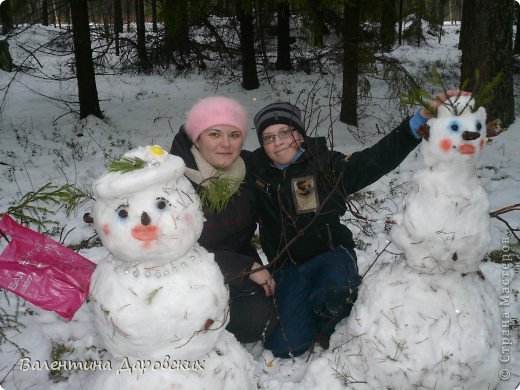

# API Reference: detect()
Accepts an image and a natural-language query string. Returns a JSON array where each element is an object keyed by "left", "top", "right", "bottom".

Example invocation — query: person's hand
[
  {"left": 420, "top": 90, "right": 472, "bottom": 119},
  {"left": 249, "top": 262, "right": 276, "bottom": 297}
]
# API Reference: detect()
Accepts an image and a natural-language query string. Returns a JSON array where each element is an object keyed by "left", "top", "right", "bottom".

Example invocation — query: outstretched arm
[{"left": 336, "top": 90, "right": 471, "bottom": 195}]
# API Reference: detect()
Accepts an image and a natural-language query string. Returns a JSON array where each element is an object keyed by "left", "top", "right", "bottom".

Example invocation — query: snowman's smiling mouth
[
  {"left": 458, "top": 144, "right": 476, "bottom": 155},
  {"left": 131, "top": 225, "right": 160, "bottom": 244}
]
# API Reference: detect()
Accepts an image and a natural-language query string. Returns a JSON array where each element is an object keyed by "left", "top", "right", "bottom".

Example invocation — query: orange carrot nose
[
  {"left": 131, "top": 225, "right": 159, "bottom": 241},
  {"left": 458, "top": 144, "right": 476, "bottom": 155}
]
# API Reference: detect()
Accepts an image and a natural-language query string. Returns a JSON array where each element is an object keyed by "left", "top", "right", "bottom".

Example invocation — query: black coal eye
[
  {"left": 448, "top": 120, "right": 461, "bottom": 133},
  {"left": 476, "top": 121, "right": 482, "bottom": 131},
  {"left": 156, "top": 197, "right": 170, "bottom": 210},
  {"left": 116, "top": 205, "right": 128, "bottom": 219}
]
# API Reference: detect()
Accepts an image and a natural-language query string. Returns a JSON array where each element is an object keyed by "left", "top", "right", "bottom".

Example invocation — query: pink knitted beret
[{"left": 185, "top": 96, "right": 249, "bottom": 142}]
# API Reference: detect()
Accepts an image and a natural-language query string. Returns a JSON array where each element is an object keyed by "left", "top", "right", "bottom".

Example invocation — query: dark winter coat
[
  {"left": 170, "top": 129, "right": 259, "bottom": 287},
  {"left": 246, "top": 117, "right": 421, "bottom": 269}
]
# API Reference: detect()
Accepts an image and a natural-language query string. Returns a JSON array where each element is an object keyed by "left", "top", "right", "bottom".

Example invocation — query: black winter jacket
[
  {"left": 246, "top": 117, "right": 420, "bottom": 269},
  {"left": 170, "top": 129, "right": 259, "bottom": 287}
]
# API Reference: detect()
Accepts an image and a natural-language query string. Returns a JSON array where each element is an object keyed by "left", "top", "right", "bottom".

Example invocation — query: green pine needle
[
  {"left": 401, "top": 66, "right": 502, "bottom": 116},
  {"left": 4, "top": 182, "right": 92, "bottom": 232},
  {"left": 198, "top": 175, "right": 242, "bottom": 214},
  {"left": 146, "top": 287, "right": 163, "bottom": 305},
  {"left": 108, "top": 156, "right": 146, "bottom": 173}
]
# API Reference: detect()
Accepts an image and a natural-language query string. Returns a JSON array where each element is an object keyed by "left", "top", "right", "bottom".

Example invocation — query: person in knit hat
[
  {"left": 254, "top": 102, "right": 306, "bottom": 142},
  {"left": 249, "top": 92, "right": 470, "bottom": 358},
  {"left": 170, "top": 96, "right": 277, "bottom": 344}
]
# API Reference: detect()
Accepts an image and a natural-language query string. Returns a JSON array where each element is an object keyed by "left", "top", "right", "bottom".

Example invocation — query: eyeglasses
[{"left": 261, "top": 127, "right": 295, "bottom": 145}]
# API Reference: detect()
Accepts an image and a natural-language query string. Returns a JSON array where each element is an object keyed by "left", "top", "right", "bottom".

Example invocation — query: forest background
[{"left": 0, "top": 0, "right": 518, "bottom": 389}]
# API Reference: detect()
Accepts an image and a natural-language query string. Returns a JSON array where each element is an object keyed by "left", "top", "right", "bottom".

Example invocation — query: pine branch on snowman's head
[
  {"left": 92, "top": 145, "right": 204, "bottom": 263},
  {"left": 402, "top": 67, "right": 504, "bottom": 127}
]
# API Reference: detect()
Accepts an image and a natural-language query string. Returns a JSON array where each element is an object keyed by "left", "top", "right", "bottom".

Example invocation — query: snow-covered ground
[{"left": 0, "top": 23, "right": 518, "bottom": 389}]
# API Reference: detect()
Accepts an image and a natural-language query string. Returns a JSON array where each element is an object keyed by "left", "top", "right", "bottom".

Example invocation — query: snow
[{"left": 0, "top": 23, "right": 518, "bottom": 389}]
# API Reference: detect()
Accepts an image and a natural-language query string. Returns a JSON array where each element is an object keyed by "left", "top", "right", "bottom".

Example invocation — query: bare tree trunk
[
  {"left": 276, "top": 0, "right": 292, "bottom": 70},
  {"left": 151, "top": 0, "right": 157, "bottom": 33},
  {"left": 126, "top": 0, "right": 131, "bottom": 32},
  {"left": 380, "top": 0, "right": 396, "bottom": 51},
  {"left": 398, "top": 0, "right": 404, "bottom": 45},
  {"left": 340, "top": 0, "right": 360, "bottom": 126},
  {"left": 0, "top": 0, "right": 13, "bottom": 35},
  {"left": 0, "top": 40, "right": 13, "bottom": 72},
  {"left": 69, "top": 0, "right": 103, "bottom": 119},
  {"left": 42, "top": 0, "right": 49, "bottom": 26},
  {"left": 114, "top": 0, "right": 123, "bottom": 56},
  {"left": 460, "top": 0, "right": 514, "bottom": 126},
  {"left": 101, "top": 0, "right": 111, "bottom": 39},
  {"left": 114, "top": 0, "right": 123, "bottom": 33},
  {"left": 307, "top": 0, "right": 326, "bottom": 47},
  {"left": 135, "top": 0, "right": 151, "bottom": 72},
  {"left": 89, "top": 1, "right": 96, "bottom": 26},
  {"left": 52, "top": 0, "right": 59, "bottom": 27},
  {"left": 514, "top": 3, "right": 520, "bottom": 55},
  {"left": 415, "top": 0, "right": 425, "bottom": 47},
  {"left": 237, "top": 1, "right": 259, "bottom": 90},
  {"left": 27, "top": 1, "right": 34, "bottom": 23},
  {"left": 436, "top": 0, "right": 448, "bottom": 43},
  {"left": 163, "top": 0, "right": 189, "bottom": 53},
  {"left": 66, "top": 6, "right": 71, "bottom": 30}
]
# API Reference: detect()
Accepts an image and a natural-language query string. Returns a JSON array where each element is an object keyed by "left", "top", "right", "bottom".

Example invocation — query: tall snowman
[
  {"left": 307, "top": 96, "right": 501, "bottom": 389},
  {"left": 86, "top": 145, "right": 255, "bottom": 389}
]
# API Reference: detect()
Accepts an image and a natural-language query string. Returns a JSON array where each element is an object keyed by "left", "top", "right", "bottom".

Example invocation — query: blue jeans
[{"left": 265, "top": 246, "right": 361, "bottom": 357}]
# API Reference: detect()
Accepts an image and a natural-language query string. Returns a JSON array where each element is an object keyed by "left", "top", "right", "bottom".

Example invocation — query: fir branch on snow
[
  {"left": 4, "top": 182, "right": 92, "bottom": 233},
  {"left": 108, "top": 156, "right": 146, "bottom": 173},
  {"left": 198, "top": 175, "right": 242, "bottom": 214}
]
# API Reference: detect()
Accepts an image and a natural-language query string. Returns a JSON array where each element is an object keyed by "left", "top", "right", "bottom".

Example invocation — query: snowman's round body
[
  {"left": 89, "top": 245, "right": 228, "bottom": 360},
  {"left": 317, "top": 97, "right": 501, "bottom": 389},
  {"left": 392, "top": 167, "right": 490, "bottom": 273},
  {"left": 86, "top": 146, "right": 255, "bottom": 388},
  {"left": 329, "top": 262, "right": 500, "bottom": 389}
]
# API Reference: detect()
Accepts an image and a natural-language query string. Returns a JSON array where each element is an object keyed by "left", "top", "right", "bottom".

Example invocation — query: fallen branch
[{"left": 489, "top": 203, "right": 520, "bottom": 241}]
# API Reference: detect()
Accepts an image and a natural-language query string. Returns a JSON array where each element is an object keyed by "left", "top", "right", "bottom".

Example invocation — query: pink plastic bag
[{"left": 0, "top": 214, "right": 96, "bottom": 320}]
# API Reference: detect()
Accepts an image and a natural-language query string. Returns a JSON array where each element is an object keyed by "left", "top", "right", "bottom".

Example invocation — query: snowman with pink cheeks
[
  {"left": 303, "top": 96, "right": 501, "bottom": 389},
  {"left": 86, "top": 145, "right": 255, "bottom": 389}
]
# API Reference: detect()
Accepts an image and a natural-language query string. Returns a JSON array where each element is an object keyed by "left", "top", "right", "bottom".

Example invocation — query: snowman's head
[
  {"left": 92, "top": 146, "right": 204, "bottom": 263},
  {"left": 423, "top": 96, "right": 487, "bottom": 166}
]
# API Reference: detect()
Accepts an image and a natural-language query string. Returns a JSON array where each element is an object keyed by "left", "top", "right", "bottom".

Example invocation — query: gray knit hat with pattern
[{"left": 254, "top": 102, "right": 305, "bottom": 144}]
